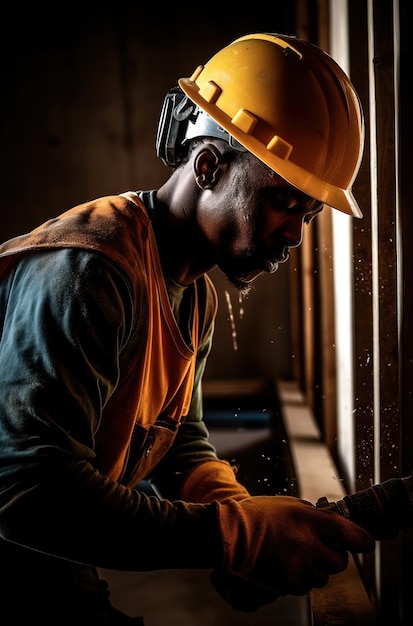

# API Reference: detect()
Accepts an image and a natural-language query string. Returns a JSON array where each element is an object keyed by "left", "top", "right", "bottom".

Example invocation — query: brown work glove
[
  {"left": 182, "top": 460, "right": 280, "bottom": 611},
  {"left": 216, "top": 495, "right": 375, "bottom": 596},
  {"left": 180, "top": 459, "right": 250, "bottom": 503}
]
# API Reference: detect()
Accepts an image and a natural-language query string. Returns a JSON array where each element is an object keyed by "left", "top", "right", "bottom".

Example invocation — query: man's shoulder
[
  {"left": 0, "top": 193, "right": 151, "bottom": 284},
  {"left": 0, "top": 193, "right": 150, "bottom": 257}
]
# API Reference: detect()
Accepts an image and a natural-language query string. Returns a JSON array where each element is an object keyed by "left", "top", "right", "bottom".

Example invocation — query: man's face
[{"left": 199, "top": 152, "right": 323, "bottom": 293}]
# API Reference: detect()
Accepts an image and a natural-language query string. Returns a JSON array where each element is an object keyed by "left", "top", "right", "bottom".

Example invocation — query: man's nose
[{"left": 283, "top": 215, "right": 305, "bottom": 248}]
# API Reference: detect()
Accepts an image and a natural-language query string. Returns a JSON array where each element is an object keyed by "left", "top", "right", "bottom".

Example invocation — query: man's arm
[{"left": 0, "top": 249, "right": 220, "bottom": 569}]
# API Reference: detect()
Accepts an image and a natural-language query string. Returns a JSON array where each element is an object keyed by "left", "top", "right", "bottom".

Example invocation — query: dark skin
[{"left": 153, "top": 138, "right": 323, "bottom": 292}]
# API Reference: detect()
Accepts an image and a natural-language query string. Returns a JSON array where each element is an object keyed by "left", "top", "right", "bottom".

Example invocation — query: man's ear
[{"left": 193, "top": 144, "right": 224, "bottom": 190}]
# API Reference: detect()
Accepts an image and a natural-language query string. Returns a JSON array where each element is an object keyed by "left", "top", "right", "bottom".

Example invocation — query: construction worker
[{"left": 0, "top": 33, "right": 373, "bottom": 624}]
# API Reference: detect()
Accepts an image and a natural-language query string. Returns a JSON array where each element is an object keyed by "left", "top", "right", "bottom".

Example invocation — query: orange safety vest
[{"left": 0, "top": 193, "right": 217, "bottom": 485}]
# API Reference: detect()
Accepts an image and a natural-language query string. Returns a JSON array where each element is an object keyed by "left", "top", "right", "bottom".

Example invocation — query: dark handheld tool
[{"left": 316, "top": 473, "right": 413, "bottom": 540}]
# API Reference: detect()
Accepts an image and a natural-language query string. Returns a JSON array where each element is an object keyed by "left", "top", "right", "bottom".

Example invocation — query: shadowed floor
[{"left": 98, "top": 566, "right": 311, "bottom": 625}]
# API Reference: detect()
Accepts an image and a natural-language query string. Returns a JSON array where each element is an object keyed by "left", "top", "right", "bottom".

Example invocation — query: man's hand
[{"left": 216, "top": 495, "right": 375, "bottom": 596}]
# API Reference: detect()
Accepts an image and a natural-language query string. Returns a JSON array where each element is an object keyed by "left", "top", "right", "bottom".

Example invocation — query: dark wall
[{"left": 0, "top": 4, "right": 296, "bottom": 379}]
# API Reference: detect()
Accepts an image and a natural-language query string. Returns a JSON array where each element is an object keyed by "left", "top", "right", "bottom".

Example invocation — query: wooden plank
[{"left": 278, "top": 379, "right": 377, "bottom": 625}]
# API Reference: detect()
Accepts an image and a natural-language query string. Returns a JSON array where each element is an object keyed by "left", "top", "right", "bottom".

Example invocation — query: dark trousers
[{"left": 0, "top": 539, "right": 143, "bottom": 625}]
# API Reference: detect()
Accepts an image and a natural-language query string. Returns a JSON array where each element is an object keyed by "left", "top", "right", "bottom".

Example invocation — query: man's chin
[
  {"left": 220, "top": 264, "right": 266, "bottom": 294},
  {"left": 233, "top": 281, "right": 253, "bottom": 295},
  {"left": 225, "top": 275, "right": 257, "bottom": 295}
]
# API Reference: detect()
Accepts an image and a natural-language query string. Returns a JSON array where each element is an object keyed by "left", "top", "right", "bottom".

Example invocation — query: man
[{"left": 0, "top": 33, "right": 373, "bottom": 624}]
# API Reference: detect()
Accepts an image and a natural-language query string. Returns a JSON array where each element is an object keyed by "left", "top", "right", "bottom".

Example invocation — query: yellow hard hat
[{"left": 178, "top": 33, "right": 364, "bottom": 218}]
